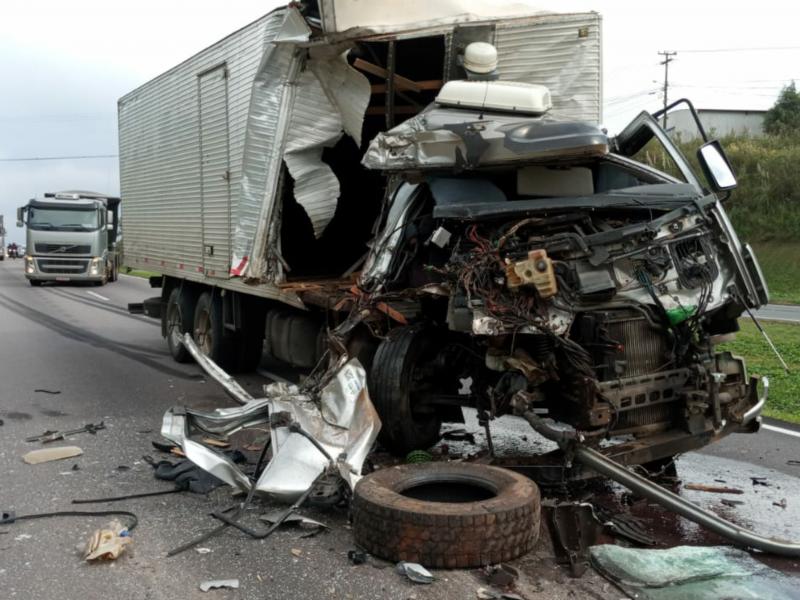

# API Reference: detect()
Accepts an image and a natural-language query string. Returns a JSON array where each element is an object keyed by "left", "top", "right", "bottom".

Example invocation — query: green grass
[
  {"left": 721, "top": 320, "right": 800, "bottom": 423},
  {"left": 751, "top": 241, "right": 800, "bottom": 305},
  {"left": 123, "top": 267, "right": 161, "bottom": 279}
]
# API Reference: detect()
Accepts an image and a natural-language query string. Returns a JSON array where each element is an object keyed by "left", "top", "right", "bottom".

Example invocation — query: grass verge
[
  {"left": 751, "top": 241, "right": 800, "bottom": 305},
  {"left": 721, "top": 320, "right": 800, "bottom": 424},
  {"left": 123, "top": 267, "right": 161, "bottom": 279}
]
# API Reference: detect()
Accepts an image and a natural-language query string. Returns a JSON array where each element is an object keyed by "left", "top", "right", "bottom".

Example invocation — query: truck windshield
[{"left": 28, "top": 207, "right": 99, "bottom": 231}]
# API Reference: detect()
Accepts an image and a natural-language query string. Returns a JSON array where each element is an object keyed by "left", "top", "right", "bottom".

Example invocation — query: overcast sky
[{"left": 1, "top": 0, "right": 797, "bottom": 243}]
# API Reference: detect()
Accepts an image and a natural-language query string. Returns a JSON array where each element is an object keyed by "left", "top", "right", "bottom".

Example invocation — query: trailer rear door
[{"left": 198, "top": 64, "right": 231, "bottom": 278}]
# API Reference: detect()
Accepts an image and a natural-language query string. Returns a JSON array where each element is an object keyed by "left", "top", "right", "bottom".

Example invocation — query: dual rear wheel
[{"left": 164, "top": 287, "right": 264, "bottom": 372}]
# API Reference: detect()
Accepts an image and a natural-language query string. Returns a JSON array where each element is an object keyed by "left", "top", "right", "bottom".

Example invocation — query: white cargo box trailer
[{"left": 119, "top": 1, "right": 602, "bottom": 370}]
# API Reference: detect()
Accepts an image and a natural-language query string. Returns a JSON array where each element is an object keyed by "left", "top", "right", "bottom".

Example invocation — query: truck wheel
[
  {"left": 193, "top": 291, "right": 235, "bottom": 369},
  {"left": 369, "top": 326, "right": 444, "bottom": 455},
  {"left": 109, "top": 260, "right": 118, "bottom": 282},
  {"left": 353, "top": 462, "right": 541, "bottom": 568},
  {"left": 166, "top": 287, "right": 196, "bottom": 363}
]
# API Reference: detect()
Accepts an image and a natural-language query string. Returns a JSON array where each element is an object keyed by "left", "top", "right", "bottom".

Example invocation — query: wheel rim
[
  {"left": 167, "top": 303, "right": 182, "bottom": 349},
  {"left": 194, "top": 309, "right": 212, "bottom": 355}
]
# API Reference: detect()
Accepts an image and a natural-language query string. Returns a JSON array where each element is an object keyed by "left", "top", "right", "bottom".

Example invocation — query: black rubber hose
[
  {"left": 72, "top": 488, "right": 183, "bottom": 504},
  {"left": 4, "top": 510, "right": 138, "bottom": 531}
]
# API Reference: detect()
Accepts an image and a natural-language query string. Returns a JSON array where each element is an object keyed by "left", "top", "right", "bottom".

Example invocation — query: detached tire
[
  {"left": 353, "top": 463, "right": 541, "bottom": 568},
  {"left": 370, "top": 326, "right": 444, "bottom": 455},
  {"left": 165, "top": 287, "right": 196, "bottom": 363}
]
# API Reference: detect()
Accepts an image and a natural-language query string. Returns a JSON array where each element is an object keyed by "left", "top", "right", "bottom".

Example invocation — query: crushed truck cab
[{"left": 119, "top": 2, "right": 768, "bottom": 482}]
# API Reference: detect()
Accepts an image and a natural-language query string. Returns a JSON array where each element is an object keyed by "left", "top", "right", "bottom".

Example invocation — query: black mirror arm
[{"left": 653, "top": 98, "right": 709, "bottom": 143}]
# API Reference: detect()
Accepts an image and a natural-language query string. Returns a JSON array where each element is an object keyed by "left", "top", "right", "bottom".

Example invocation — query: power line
[
  {"left": 0, "top": 154, "right": 118, "bottom": 162},
  {"left": 677, "top": 46, "right": 800, "bottom": 54}
]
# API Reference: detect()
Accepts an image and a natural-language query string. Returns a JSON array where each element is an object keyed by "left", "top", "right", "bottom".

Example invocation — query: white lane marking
[
  {"left": 762, "top": 423, "right": 800, "bottom": 439},
  {"left": 86, "top": 291, "right": 110, "bottom": 302}
]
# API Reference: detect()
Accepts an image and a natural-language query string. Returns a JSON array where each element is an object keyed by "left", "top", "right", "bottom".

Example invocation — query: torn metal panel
[
  {"left": 283, "top": 50, "right": 370, "bottom": 239},
  {"left": 318, "top": 0, "right": 557, "bottom": 37},
  {"left": 160, "top": 356, "right": 380, "bottom": 502},
  {"left": 283, "top": 69, "right": 344, "bottom": 239},
  {"left": 309, "top": 49, "right": 371, "bottom": 148},
  {"left": 231, "top": 8, "right": 308, "bottom": 278},
  {"left": 258, "top": 360, "right": 380, "bottom": 501},
  {"left": 182, "top": 334, "right": 254, "bottom": 405}
]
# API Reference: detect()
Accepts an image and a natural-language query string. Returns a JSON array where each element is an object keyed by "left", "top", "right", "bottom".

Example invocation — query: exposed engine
[{"left": 355, "top": 191, "right": 760, "bottom": 443}]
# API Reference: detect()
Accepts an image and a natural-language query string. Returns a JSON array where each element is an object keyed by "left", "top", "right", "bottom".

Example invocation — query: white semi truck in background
[
  {"left": 17, "top": 191, "right": 121, "bottom": 286},
  {"left": 120, "top": 2, "right": 768, "bottom": 464}
]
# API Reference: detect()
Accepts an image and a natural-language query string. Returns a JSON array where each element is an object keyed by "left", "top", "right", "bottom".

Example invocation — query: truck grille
[
  {"left": 614, "top": 403, "right": 675, "bottom": 430},
  {"left": 36, "top": 259, "right": 89, "bottom": 274},
  {"left": 35, "top": 243, "right": 91, "bottom": 255},
  {"left": 607, "top": 314, "right": 670, "bottom": 378}
]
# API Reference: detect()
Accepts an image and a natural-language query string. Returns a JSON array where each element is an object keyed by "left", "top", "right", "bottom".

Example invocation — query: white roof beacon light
[{"left": 436, "top": 80, "right": 553, "bottom": 116}]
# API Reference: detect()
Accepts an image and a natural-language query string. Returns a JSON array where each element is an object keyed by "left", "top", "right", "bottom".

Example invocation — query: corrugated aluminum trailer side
[
  {"left": 118, "top": 9, "right": 288, "bottom": 298},
  {"left": 120, "top": 3, "right": 602, "bottom": 373}
]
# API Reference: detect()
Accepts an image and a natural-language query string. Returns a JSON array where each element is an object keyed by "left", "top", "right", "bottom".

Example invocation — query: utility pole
[{"left": 658, "top": 51, "right": 677, "bottom": 129}]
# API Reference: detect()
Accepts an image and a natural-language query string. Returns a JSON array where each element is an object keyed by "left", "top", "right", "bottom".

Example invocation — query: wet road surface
[{"left": 1, "top": 259, "right": 799, "bottom": 599}]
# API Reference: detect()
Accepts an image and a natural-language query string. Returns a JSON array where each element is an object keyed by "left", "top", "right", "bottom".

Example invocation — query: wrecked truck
[{"left": 121, "top": 2, "right": 768, "bottom": 477}]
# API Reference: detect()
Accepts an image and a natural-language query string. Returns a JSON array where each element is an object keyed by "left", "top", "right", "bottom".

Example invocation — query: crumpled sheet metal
[
  {"left": 160, "top": 359, "right": 380, "bottom": 503},
  {"left": 261, "top": 363, "right": 381, "bottom": 500},
  {"left": 283, "top": 49, "right": 370, "bottom": 238},
  {"left": 231, "top": 8, "right": 303, "bottom": 277}
]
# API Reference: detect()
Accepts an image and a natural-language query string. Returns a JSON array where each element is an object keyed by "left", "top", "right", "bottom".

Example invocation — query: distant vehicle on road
[
  {"left": 0, "top": 215, "right": 6, "bottom": 260},
  {"left": 17, "top": 191, "right": 121, "bottom": 286}
]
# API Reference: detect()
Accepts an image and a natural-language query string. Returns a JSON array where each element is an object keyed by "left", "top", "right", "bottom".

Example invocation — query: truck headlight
[
  {"left": 89, "top": 257, "right": 103, "bottom": 275},
  {"left": 25, "top": 256, "right": 35, "bottom": 274}
]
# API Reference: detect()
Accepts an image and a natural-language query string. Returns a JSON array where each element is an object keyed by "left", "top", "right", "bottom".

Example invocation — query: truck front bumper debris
[{"left": 160, "top": 335, "right": 381, "bottom": 503}]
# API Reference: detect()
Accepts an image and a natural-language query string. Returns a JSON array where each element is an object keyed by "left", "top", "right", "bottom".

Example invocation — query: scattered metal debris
[
  {"left": 550, "top": 502, "right": 602, "bottom": 577},
  {"left": 82, "top": 520, "right": 132, "bottom": 561},
  {"left": 523, "top": 412, "right": 800, "bottom": 557},
  {"left": 484, "top": 564, "right": 519, "bottom": 588},
  {"left": 26, "top": 422, "right": 105, "bottom": 444},
  {"left": 594, "top": 506, "right": 657, "bottom": 547},
  {"left": 442, "top": 428, "right": 477, "bottom": 444},
  {"left": 22, "top": 446, "right": 83, "bottom": 464},
  {"left": 162, "top": 338, "right": 380, "bottom": 503},
  {"left": 751, "top": 476, "right": 770, "bottom": 487},
  {"left": 290, "top": 548, "right": 303, "bottom": 557},
  {"left": 396, "top": 562, "right": 434, "bottom": 584},
  {"left": 774, "top": 499, "right": 788, "bottom": 509},
  {"left": 476, "top": 588, "right": 524, "bottom": 600},
  {"left": 721, "top": 499, "right": 745, "bottom": 508},
  {"left": 259, "top": 511, "right": 327, "bottom": 532},
  {"left": 199, "top": 580, "right": 239, "bottom": 592},
  {"left": 33, "top": 389, "right": 61, "bottom": 395},
  {"left": 195, "top": 547, "right": 212, "bottom": 554},
  {"left": 348, "top": 550, "right": 367, "bottom": 565},
  {"left": 684, "top": 483, "right": 744, "bottom": 495}
]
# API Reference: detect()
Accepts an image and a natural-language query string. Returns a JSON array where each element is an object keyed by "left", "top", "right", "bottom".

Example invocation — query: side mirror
[
  {"left": 16, "top": 206, "right": 24, "bottom": 227},
  {"left": 698, "top": 140, "right": 737, "bottom": 192}
]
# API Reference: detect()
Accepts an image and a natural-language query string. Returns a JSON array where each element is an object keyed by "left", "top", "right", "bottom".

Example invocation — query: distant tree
[{"left": 764, "top": 81, "right": 800, "bottom": 135}]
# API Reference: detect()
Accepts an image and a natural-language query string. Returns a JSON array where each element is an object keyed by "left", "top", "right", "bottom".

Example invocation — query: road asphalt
[
  {"left": 1, "top": 260, "right": 799, "bottom": 599},
  {"left": 755, "top": 303, "right": 800, "bottom": 323}
]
